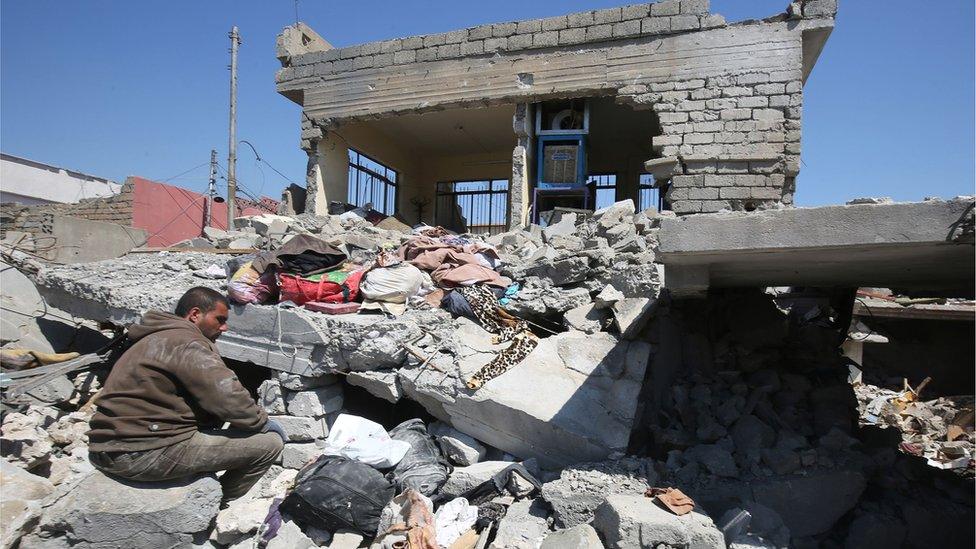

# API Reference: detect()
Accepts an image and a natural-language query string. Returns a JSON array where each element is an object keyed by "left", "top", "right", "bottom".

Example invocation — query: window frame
[
  {"left": 347, "top": 148, "right": 398, "bottom": 215},
  {"left": 435, "top": 178, "right": 510, "bottom": 235}
]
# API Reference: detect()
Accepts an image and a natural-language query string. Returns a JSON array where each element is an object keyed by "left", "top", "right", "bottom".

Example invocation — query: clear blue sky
[{"left": 2, "top": 1, "right": 973, "bottom": 206}]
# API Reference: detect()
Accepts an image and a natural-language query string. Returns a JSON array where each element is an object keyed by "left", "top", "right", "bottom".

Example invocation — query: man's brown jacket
[{"left": 88, "top": 311, "right": 267, "bottom": 452}]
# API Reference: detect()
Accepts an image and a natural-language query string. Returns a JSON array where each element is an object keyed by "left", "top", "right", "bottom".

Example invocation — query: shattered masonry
[{"left": 2, "top": 1, "right": 975, "bottom": 549}]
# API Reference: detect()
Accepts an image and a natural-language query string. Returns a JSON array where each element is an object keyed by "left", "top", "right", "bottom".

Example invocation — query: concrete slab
[{"left": 657, "top": 198, "right": 975, "bottom": 295}]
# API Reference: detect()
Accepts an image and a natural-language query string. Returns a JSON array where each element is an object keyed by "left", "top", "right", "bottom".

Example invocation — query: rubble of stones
[{"left": 2, "top": 201, "right": 973, "bottom": 549}]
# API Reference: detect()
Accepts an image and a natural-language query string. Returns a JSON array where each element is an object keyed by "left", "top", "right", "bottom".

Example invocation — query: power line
[{"left": 239, "top": 139, "right": 300, "bottom": 186}]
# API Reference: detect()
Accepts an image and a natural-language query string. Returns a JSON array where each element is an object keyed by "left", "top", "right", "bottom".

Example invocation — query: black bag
[
  {"left": 281, "top": 455, "right": 395, "bottom": 537},
  {"left": 387, "top": 419, "right": 452, "bottom": 496}
]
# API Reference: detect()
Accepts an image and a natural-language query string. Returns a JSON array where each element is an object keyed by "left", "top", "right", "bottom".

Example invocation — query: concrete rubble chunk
[
  {"left": 258, "top": 378, "right": 288, "bottom": 414},
  {"left": 542, "top": 457, "right": 657, "bottom": 528},
  {"left": 268, "top": 415, "right": 327, "bottom": 442},
  {"left": 429, "top": 422, "right": 487, "bottom": 466},
  {"left": 489, "top": 499, "right": 551, "bottom": 549},
  {"left": 540, "top": 524, "right": 605, "bottom": 549},
  {"left": 266, "top": 518, "right": 316, "bottom": 549},
  {"left": 37, "top": 471, "right": 221, "bottom": 547},
  {"left": 563, "top": 302, "right": 610, "bottom": 334},
  {"left": 281, "top": 441, "right": 324, "bottom": 469},
  {"left": 1, "top": 459, "right": 54, "bottom": 549},
  {"left": 1, "top": 413, "right": 54, "bottom": 470},
  {"left": 752, "top": 470, "right": 867, "bottom": 537},
  {"left": 1, "top": 458, "right": 54, "bottom": 500},
  {"left": 594, "top": 494, "right": 725, "bottom": 549},
  {"left": 329, "top": 530, "right": 365, "bottom": 549},
  {"left": 612, "top": 297, "right": 655, "bottom": 339},
  {"left": 437, "top": 328, "right": 650, "bottom": 468},
  {"left": 441, "top": 461, "right": 515, "bottom": 497},
  {"left": 594, "top": 284, "right": 624, "bottom": 309},
  {"left": 278, "top": 372, "right": 339, "bottom": 391},
  {"left": 684, "top": 444, "right": 738, "bottom": 477},
  {"left": 213, "top": 497, "right": 274, "bottom": 545},
  {"left": 346, "top": 369, "right": 402, "bottom": 402},
  {"left": 284, "top": 384, "right": 344, "bottom": 417}
]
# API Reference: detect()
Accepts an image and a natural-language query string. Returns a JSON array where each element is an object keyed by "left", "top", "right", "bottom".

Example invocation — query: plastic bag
[
  {"left": 434, "top": 497, "right": 478, "bottom": 548},
  {"left": 360, "top": 263, "right": 425, "bottom": 304},
  {"left": 322, "top": 414, "right": 411, "bottom": 468}
]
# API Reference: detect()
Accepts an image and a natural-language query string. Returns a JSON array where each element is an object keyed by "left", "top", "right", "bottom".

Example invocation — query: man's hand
[{"left": 263, "top": 419, "right": 288, "bottom": 442}]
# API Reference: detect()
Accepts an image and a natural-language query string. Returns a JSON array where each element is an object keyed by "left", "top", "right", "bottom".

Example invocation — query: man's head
[{"left": 175, "top": 287, "right": 230, "bottom": 342}]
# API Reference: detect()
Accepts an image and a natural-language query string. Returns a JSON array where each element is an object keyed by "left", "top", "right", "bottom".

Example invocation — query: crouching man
[{"left": 88, "top": 287, "right": 285, "bottom": 503}]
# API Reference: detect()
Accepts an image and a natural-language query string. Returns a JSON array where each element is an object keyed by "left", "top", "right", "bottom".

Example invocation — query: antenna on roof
[{"left": 294, "top": 0, "right": 300, "bottom": 24}]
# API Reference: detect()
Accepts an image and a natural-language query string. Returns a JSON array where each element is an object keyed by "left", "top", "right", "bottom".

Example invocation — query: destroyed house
[{"left": 275, "top": 0, "right": 835, "bottom": 229}]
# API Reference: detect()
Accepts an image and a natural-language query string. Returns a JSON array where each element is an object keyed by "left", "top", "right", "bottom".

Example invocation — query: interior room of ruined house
[{"left": 314, "top": 96, "right": 662, "bottom": 232}]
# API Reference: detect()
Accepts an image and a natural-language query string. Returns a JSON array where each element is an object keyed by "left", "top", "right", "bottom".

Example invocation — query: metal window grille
[
  {"left": 435, "top": 179, "right": 509, "bottom": 236},
  {"left": 639, "top": 174, "right": 669, "bottom": 211},
  {"left": 347, "top": 149, "right": 398, "bottom": 215},
  {"left": 588, "top": 173, "right": 617, "bottom": 210}
]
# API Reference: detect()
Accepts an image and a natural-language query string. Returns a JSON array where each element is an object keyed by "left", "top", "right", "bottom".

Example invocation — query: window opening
[
  {"left": 347, "top": 149, "right": 398, "bottom": 215},
  {"left": 435, "top": 179, "right": 509, "bottom": 236},
  {"left": 588, "top": 174, "right": 617, "bottom": 210},
  {"left": 639, "top": 174, "right": 669, "bottom": 211}
]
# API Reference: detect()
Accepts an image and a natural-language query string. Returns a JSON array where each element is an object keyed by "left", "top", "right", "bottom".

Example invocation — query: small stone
[
  {"left": 540, "top": 524, "right": 603, "bottom": 548},
  {"left": 594, "top": 285, "right": 624, "bottom": 309}
]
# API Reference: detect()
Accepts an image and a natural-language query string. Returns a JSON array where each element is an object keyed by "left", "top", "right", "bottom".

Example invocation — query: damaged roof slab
[{"left": 657, "top": 198, "right": 976, "bottom": 295}]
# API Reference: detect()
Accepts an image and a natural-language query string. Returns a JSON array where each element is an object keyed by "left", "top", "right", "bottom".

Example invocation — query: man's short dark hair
[{"left": 175, "top": 287, "right": 229, "bottom": 317}]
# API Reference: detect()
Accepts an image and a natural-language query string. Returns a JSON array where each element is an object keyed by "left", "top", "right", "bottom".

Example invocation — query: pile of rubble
[
  {"left": 851, "top": 369, "right": 974, "bottom": 474},
  {"left": 1, "top": 199, "right": 973, "bottom": 549}
]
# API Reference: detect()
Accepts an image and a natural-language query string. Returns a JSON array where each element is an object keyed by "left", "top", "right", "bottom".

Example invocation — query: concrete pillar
[
  {"left": 510, "top": 103, "right": 534, "bottom": 229},
  {"left": 303, "top": 141, "right": 325, "bottom": 215}
]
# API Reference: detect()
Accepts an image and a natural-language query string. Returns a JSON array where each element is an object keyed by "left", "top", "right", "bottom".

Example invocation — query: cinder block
[
  {"left": 508, "top": 34, "right": 533, "bottom": 50},
  {"left": 593, "top": 7, "right": 623, "bottom": 24},
  {"left": 492, "top": 22, "right": 518, "bottom": 37},
  {"left": 484, "top": 37, "right": 507, "bottom": 51},
  {"left": 533, "top": 31, "right": 559, "bottom": 47},
  {"left": 651, "top": 1, "right": 681, "bottom": 16},
  {"left": 567, "top": 11, "right": 595, "bottom": 27},
  {"left": 393, "top": 49, "right": 416, "bottom": 64},
  {"left": 461, "top": 40, "right": 485, "bottom": 55},
  {"left": 621, "top": 4, "right": 652, "bottom": 19},
  {"left": 517, "top": 20, "right": 543, "bottom": 33},
  {"left": 680, "top": 0, "right": 709, "bottom": 14},
  {"left": 396, "top": 36, "right": 419, "bottom": 50},
  {"left": 586, "top": 25, "right": 613, "bottom": 41},
  {"left": 670, "top": 14, "right": 700, "bottom": 31},
  {"left": 558, "top": 27, "right": 586, "bottom": 44},
  {"left": 641, "top": 17, "right": 671, "bottom": 34},
  {"left": 467, "top": 25, "right": 492, "bottom": 40},
  {"left": 540, "top": 15, "right": 569, "bottom": 31}
]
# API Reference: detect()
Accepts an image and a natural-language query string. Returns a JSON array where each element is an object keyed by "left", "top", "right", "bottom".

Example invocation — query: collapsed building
[{"left": 2, "top": 1, "right": 975, "bottom": 549}]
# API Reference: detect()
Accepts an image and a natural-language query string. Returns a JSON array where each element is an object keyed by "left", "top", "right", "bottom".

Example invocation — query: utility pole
[
  {"left": 227, "top": 26, "right": 241, "bottom": 229},
  {"left": 203, "top": 149, "right": 218, "bottom": 232}
]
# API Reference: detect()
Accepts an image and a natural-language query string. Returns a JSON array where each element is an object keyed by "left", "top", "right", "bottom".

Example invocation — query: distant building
[{"left": 0, "top": 153, "right": 122, "bottom": 205}]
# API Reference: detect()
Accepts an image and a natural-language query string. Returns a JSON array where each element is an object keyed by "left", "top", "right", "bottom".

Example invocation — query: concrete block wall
[
  {"left": 277, "top": 1, "right": 720, "bottom": 82},
  {"left": 277, "top": 0, "right": 837, "bottom": 216},
  {"left": 619, "top": 71, "right": 803, "bottom": 213},
  {"left": 1, "top": 182, "right": 135, "bottom": 240}
]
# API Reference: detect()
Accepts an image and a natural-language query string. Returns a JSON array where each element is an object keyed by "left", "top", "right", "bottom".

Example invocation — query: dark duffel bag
[
  {"left": 387, "top": 419, "right": 452, "bottom": 496},
  {"left": 281, "top": 454, "right": 395, "bottom": 537}
]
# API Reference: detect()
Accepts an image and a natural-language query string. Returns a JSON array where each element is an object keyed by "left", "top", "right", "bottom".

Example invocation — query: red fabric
[{"left": 279, "top": 270, "right": 365, "bottom": 306}]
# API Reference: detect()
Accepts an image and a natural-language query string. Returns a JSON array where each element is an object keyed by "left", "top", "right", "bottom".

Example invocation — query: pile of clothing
[
  {"left": 225, "top": 227, "right": 540, "bottom": 391},
  {"left": 261, "top": 414, "right": 540, "bottom": 549}
]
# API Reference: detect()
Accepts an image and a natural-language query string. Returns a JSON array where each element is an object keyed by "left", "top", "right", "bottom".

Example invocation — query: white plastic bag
[
  {"left": 322, "top": 413, "right": 411, "bottom": 468},
  {"left": 434, "top": 497, "right": 479, "bottom": 548},
  {"left": 360, "top": 263, "right": 425, "bottom": 304}
]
